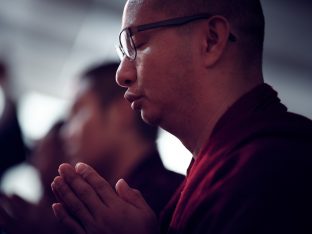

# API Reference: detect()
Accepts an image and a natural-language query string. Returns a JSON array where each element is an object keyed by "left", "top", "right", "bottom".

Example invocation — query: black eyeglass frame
[{"left": 117, "top": 13, "right": 237, "bottom": 61}]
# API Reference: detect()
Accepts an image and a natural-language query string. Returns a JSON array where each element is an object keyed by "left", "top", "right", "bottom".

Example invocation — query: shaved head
[
  {"left": 150, "top": 0, "right": 264, "bottom": 38},
  {"left": 128, "top": 0, "right": 265, "bottom": 62}
]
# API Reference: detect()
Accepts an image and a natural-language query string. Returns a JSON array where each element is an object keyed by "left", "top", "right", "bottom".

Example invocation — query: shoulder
[
  {"left": 188, "top": 134, "right": 312, "bottom": 234},
  {"left": 231, "top": 110, "right": 312, "bottom": 164}
]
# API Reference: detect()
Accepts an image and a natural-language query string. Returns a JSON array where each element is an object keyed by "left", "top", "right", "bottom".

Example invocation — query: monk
[{"left": 51, "top": 0, "right": 312, "bottom": 233}]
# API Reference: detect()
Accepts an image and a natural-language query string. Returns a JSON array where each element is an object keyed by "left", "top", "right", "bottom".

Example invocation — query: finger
[
  {"left": 115, "top": 179, "right": 151, "bottom": 210},
  {"left": 0, "top": 200, "right": 16, "bottom": 234},
  {"left": 8, "top": 194, "right": 31, "bottom": 218},
  {"left": 75, "top": 163, "right": 119, "bottom": 205},
  {"left": 51, "top": 180, "right": 63, "bottom": 202},
  {"left": 52, "top": 176, "right": 93, "bottom": 225},
  {"left": 0, "top": 194, "right": 14, "bottom": 231},
  {"left": 0, "top": 203, "right": 11, "bottom": 227},
  {"left": 52, "top": 203, "right": 85, "bottom": 234},
  {"left": 0, "top": 194, "right": 13, "bottom": 219},
  {"left": 58, "top": 163, "right": 107, "bottom": 214}
]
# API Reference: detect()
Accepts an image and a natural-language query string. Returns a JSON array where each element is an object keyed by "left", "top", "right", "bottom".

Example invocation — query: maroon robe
[
  {"left": 160, "top": 84, "right": 312, "bottom": 234},
  {"left": 125, "top": 148, "right": 184, "bottom": 217}
]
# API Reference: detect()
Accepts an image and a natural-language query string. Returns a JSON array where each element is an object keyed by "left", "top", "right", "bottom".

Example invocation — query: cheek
[
  {"left": 64, "top": 119, "right": 81, "bottom": 149},
  {"left": 136, "top": 36, "right": 195, "bottom": 101},
  {"left": 66, "top": 115, "right": 95, "bottom": 156},
  {"left": 136, "top": 50, "right": 169, "bottom": 92},
  {"left": 138, "top": 54, "right": 187, "bottom": 97},
  {"left": 84, "top": 114, "right": 114, "bottom": 156},
  {"left": 81, "top": 116, "right": 103, "bottom": 147}
]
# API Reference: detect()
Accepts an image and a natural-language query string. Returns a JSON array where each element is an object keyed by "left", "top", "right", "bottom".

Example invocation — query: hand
[
  {"left": 0, "top": 193, "right": 35, "bottom": 233},
  {"left": 0, "top": 193, "right": 11, "bottom": 231},
  {"left": 51, "top": 163, "right": 159, "bottom": 234},
  {"left": 0, "top": 192, "right": 68, "bottom": 234}
]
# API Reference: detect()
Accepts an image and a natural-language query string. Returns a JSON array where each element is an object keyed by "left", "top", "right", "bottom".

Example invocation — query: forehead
[{"left": 122, "top": 0, "right": 166, "bottom": 28}]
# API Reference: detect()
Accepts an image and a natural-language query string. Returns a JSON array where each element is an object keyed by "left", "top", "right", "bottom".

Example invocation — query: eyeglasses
[{"left": 116, "top": 13, "right": 237, "bottom": 61}]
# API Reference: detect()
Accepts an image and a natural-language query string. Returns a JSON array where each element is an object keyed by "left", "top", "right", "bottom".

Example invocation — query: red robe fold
[{"left": 160, "top": 84, "right": 312, "bottom": 234}]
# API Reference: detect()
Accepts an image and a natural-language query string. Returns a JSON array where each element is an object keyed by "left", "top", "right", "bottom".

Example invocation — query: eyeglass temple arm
[
  {"left": 131, "top": 14, "right": 213, "bottom": 34},
  {"left": 129, "top": 14, "right": 236, "bottom": 42}
]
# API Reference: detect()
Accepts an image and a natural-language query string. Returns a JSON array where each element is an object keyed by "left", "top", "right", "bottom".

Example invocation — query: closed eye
[
  {"left": 135, "top": 42, "right": 147, "bottom": 50},
  {"left": 132, "top": 34, "right": 148, "bottom": 51}
]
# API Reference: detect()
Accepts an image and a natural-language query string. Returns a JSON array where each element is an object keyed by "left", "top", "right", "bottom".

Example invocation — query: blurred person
[
  {"left": 51, "top": 0, "right": 312, "bottom": 233},
  {"left": 30, "top": 121, "right": 68, "bottom": 212},
  {"left": 0, "top": 61, "right": 27, "bottom": 178},
  {"left": 62, "top": 62, "right": 184, "bottom": 216},
  {"left": 0, "top": 121, "right": 68, "bottom": 234}
]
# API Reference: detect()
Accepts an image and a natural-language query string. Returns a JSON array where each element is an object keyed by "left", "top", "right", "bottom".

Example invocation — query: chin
[{"left": 141, "top": 109, "right": 161, "bottom": 126}]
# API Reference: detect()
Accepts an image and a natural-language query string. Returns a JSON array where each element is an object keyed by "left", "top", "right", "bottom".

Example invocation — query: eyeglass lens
[{"left": 120, "top": 30, "right": 136, "bottom": 60}]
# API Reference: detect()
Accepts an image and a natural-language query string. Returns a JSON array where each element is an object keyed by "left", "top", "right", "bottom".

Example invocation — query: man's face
[
  {"left": 116, "top": 0, "right": 198, "bottom": 130},
  {"left": 63, "top": 84, "right": 117, "bottom": 167}
]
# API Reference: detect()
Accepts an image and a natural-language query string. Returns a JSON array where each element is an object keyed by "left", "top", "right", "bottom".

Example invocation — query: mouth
[{"left": 124, "top": 92, "right": 143, "bottom": 111}]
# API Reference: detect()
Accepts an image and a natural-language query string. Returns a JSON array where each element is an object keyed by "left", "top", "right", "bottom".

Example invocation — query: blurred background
[{"left": 0, "top": 0, "right": 311, "bottom": 202}]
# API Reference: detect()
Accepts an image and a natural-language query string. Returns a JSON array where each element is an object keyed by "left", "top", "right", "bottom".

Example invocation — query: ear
[{"left": 201, "top": 16, "right": 232, "bottom": 67}]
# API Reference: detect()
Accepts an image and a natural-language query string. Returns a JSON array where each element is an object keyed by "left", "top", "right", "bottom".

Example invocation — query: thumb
[{"left": 115, "top": 179, "right": 149, "bottom": 210}]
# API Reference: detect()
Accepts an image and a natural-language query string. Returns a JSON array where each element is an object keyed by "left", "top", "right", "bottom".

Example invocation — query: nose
[{"left": 116, "top": 58, "right": 136, "bottom": 88}]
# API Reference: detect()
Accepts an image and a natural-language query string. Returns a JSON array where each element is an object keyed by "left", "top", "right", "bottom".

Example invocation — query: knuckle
[
  {"left": 80, "top": 167, "right": 94, "bottom": 180},
  {"left": 69, "top": 202, "right": 85, "bottom": 215},
  {"left": 94, "top": 179, "right": 109, "bottom": 191},
  {"left": 56, "top": 209, "right": 69, "bottom": 224},
  {"left": 76, "top": 186, "right": 91, "bottom": 199},
  {"left": 57, "top": 181, "right": 70, "bottom": 195},
  {"left": 85, "top": 173, "right": 111, "bottom": 192}
]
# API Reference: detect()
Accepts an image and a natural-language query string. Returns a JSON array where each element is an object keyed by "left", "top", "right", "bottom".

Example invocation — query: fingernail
[
  {"left": 116, "top": 178, "right": 130, "bottom": 190},
  {"left": 58, "top": 163, "right": 66, "bottom": 175},
  {"left": 51, "top": 181, "right": 55, "bottom": 190},
  {"left": 75, "top": 162, "right": 87, "bottom": 175},
  {"left": 52, "top": 203, "right": 57, "bottom": 209},
  {"left": 120, "top": 178, "right": 128, "bottom": 186},
  {"left": 58, "top": 166, "right": 61, "bottom": 175},
  {"left": 52, "top": 176, "right": 63, "bottom": 188},
  {"left": 52, "top": 203, "right": 61, "bottom": 218}
]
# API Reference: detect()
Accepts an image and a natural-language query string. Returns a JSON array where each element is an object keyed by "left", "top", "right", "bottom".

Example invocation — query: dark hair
[
  {"left": 80, "top": 62, "right": 158, "bottom": 141},
  {"left": 82, "top": 62, "right": 124, "bottom": 107}
]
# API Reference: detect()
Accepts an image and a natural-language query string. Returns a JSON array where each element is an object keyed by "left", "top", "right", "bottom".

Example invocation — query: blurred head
[
  {"left": 116, "top": 0, "right": 265, "bottom": 131},
  {"left": 0, "top": 61, "right": 7, "bottom": 80},
  {"left": 63, "top": 62, "right": 158, "bottom": 172},
  {"left": 0, "top": 61, "right": 8, "bottom": 88},
  {"left": 31, "top": 121, "right": 67, "bottom": 195}
]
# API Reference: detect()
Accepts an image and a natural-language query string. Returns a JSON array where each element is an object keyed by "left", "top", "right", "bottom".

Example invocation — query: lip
[{"left": 124, "top": 92, "right": 143, "bottom": 110}]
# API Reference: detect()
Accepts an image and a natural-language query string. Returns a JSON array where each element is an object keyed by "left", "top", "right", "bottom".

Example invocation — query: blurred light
[
  {"left": 0, "top": 163, "right": 42, "bottom": 204},
  {"left": 18, "top": 91, "right": 69, "bottom": 141},
  {"left": 157, "top": 129, "right": 192, "bottom": 175}
]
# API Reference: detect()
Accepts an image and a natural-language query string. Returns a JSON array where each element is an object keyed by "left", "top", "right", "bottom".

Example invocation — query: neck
[{"left": 164, "top": 69, "right": 263, "bottom": 158}]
